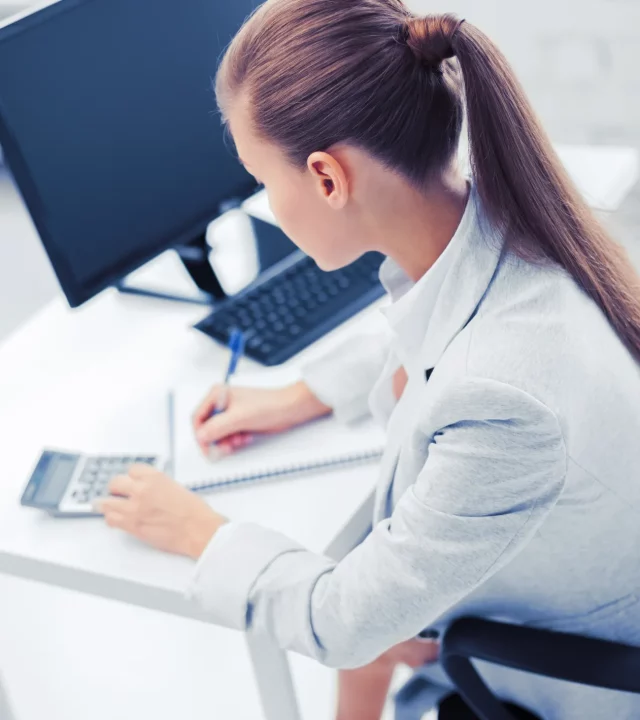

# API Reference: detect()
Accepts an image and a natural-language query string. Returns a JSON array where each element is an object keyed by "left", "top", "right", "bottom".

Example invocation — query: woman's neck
[{"left": 372, "top": 170, "right": 470, "bottom": 282}]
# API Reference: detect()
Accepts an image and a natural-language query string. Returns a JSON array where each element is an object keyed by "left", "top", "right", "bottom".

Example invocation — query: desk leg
[
  {"left": 243, "top": 490, "right": 375, "bottom": 720},
  {"left": 0, "top": 672, "right": 17, "bottom": 720},
  {"left": 246, "top": 633, "right": 301, "bottom": 720}
]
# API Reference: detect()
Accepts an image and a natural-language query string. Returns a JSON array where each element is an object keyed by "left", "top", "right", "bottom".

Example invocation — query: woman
[{"left": 97, "top": 2, "right": 640, "bottom": 718}]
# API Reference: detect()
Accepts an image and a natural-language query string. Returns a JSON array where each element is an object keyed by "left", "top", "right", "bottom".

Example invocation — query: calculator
[{"left": 20, "top": 450, "right": 166, "bottom": 517}]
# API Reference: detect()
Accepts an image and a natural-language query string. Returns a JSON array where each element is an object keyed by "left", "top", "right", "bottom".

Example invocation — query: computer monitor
[{"left": 0, "top": 0, "right": 293, "bottom": 308}]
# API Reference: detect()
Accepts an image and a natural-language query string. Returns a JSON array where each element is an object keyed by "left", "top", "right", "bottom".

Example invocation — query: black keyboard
[{"left": 194, "top": 251, "right": 386, "bottom": 366}]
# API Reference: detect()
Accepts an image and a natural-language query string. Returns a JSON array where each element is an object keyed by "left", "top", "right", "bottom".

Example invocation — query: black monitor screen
[{"left": 0, "top": 0, "right": 263, "bottom": 306}]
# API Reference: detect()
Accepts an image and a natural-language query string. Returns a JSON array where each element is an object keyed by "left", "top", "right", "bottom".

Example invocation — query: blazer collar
[{"left": 380, "top": 186, "right": 506, "bottom": 373}]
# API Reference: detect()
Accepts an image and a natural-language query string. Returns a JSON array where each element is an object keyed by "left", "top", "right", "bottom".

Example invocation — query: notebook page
[{"left": 173, "top": 381, "right": 385, "bottom": 489}]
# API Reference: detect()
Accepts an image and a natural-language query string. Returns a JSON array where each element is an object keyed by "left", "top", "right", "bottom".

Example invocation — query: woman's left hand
[{"left": 96, "top": 464, "right": 226, "bottom": 559}]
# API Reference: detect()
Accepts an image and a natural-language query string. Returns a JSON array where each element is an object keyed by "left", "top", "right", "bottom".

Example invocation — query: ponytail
[
  {"left": 219, "top": 1, "right": 640, "bottom": 361},
  {"left": 411, "top": 14, "right": 640, "bottom": 361}
]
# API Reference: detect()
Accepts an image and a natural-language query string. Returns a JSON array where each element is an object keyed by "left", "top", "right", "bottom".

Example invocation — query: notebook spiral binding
[{"left": 186, "top": 446, "right": 385, "bottom": 494}]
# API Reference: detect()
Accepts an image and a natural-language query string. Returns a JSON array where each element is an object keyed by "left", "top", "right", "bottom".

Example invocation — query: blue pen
[{"left": 211, "top": 328, "right": 246, "bottom": 418}]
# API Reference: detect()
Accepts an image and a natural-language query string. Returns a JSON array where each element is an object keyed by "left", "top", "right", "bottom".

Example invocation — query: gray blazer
[{"left": 189, "top": 188, "right": 640, "bottom": 719}]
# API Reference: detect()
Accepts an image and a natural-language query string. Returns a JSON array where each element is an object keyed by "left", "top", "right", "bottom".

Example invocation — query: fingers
[
  {"left": 195, "top": 412, "right": 245, "bottom": 447},
  {"left": 208, "top": 432, "right": 254, "bottom": 461},
  {"left": 108, "top": 473, "right": 137, "bottom": 497},
  {"left": 227, "top": 432, "right": 254, "bottom": 451},
  {"left": 192, "top": 385, "right": 223, "bottom": 430},
  {"left": 99, "top": 491, "right": 138, "bottom": 530},
  {"left": 102, "top": 465, "right": 157, "bottom": 519},
  {"left": 103, "top": 511, "right": 127, "bottom": 529},
  {"left": 128, "top": 463, "right": 158, "bottom": 480},
  {"left": 95, "top": 494, "right": 130, "bottom": 519},
  {"left": 100, "top": 498, "right": 133, "bottom": 531}
]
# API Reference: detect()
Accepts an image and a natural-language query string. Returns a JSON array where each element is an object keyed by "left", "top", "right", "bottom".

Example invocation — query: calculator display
[
  {"left": 21, "top": 451, "right": 80, "bottom": 509},
  {"left": 40, "top": 454, "right": 79, "bottom": 504}
]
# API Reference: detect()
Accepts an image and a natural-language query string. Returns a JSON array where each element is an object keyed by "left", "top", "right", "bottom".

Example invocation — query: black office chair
[{"left": 395, "top": 617, "right": 640, "bottom": 720}]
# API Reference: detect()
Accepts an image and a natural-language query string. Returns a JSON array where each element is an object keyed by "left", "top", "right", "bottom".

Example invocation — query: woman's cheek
[
  {"left": 263, "top": 187, "right": 289, "bottom": 228},
  {"left": 268, "top": 189, "right": 309, "bottom": 248}
]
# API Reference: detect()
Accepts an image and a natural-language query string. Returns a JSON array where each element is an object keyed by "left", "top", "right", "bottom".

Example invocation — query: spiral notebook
[{"left": 173, "top": 384, "right": 386, "bottom": 493}]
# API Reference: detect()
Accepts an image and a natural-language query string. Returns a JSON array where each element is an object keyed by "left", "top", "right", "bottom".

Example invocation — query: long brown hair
[{"left": 217, "top": 0, "right": 640, "bottom": 360}]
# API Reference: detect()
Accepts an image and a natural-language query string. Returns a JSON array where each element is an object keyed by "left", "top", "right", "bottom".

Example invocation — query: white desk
[
  {"left": 0, "top": 143, "right": 637, "bottom": 720},
  {"left": 0, "top": 256, "right": 385, "bottom": 720}
]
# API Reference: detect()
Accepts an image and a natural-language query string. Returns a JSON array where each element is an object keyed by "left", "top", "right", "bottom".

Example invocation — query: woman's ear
[{"left": 307, "top": 151, "right": 349, "bottom": 210}]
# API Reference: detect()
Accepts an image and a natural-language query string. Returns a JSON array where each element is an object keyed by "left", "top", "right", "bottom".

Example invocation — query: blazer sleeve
[{"left": 187, "top": 376, "right": 567, "bottom": 668}]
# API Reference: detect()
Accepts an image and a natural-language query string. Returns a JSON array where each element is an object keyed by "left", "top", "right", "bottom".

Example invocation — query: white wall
[
  {"left": 0, "top": 171, "right": 58, "bottom": 342},
  {"left": 407, "top": 0, "right": 640, "bottom": 145}
]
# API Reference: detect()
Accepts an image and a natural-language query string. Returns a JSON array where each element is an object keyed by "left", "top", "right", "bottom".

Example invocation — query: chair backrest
[{"left": 440, "top": 616, "right": 640, "bottom": 720}]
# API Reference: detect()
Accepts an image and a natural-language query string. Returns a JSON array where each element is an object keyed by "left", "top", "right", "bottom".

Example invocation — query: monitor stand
[{"left": 115, "top": 232, "right": 227, "bottom": 306}]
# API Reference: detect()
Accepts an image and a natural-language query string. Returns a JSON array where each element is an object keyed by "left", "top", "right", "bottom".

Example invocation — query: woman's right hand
[{"left": 192, "top": 381, "right": 331, "bottom": 458}]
